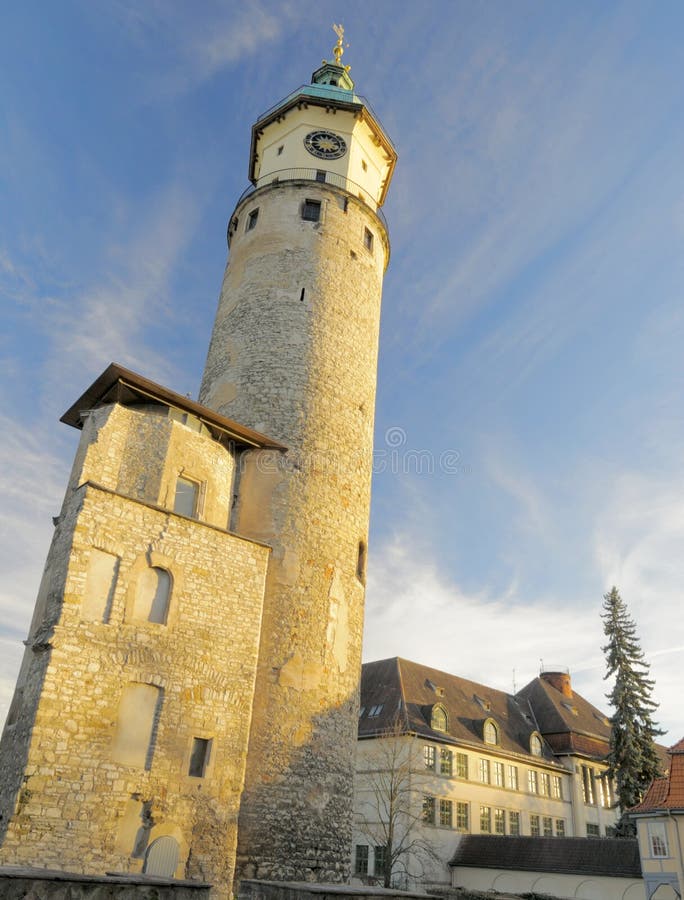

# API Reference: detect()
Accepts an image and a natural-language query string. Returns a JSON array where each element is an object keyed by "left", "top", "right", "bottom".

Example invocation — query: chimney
[{"left": 541, "top": 671, "right": 572, "bottom": 698}]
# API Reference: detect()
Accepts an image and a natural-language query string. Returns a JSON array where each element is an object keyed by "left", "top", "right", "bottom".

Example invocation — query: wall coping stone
[
  {"left": 0, "top": 866, "right": 210, "bottom": 888},
  {"left": 240, "top": 880, "right": 437, "bottom": 899}
]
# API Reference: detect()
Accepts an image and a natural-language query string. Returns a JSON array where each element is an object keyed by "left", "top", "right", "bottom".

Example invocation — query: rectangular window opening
[
  {"left": 316, "top": 170, "right": 327, "bottom": 183},
  {"left": 302, "top": 199, "right": 321, "bottom": 222},
  {"left": 456, "top": 801, "right": 469, "bottom": 832},
  {"left": 364, "top": 227, "right": 374, "bottom": 253},
  {"left": 246, "top": 208, "right": 259, "bottom": 231},
  {"left": 479, "top": 805, "right": 491, "bottom": 834},
  {"left": 188, "top": 737, "right": 212, "bottom": 777},
  {"left": 354, "top": 844, "right": 369, "bottom": 875},
  {"left": 174, "top": 476, "right": 201, "bottom": 518},
  {"left": 439, "top": 799, "right": 452, "bottom": 828},
  {"left": 456, "top": 752, "right": 468, "bottom": 779}
]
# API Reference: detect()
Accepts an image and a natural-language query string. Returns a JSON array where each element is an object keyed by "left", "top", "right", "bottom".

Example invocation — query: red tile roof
[{"left": 631, "top": 737, "right": 684, "bottom": 813}]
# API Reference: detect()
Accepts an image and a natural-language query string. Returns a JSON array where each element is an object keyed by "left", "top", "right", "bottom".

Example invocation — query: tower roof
[{"left": 247, "top": 29, "right": 396, "bottom": 206}]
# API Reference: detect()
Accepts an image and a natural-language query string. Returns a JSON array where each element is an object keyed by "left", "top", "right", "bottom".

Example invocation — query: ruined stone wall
[
  {"left": 0, "top": 405, "right": 269, "bottom": 898},
  {"left": 200, "top": 182, "right": 388, "bottom": 881}
]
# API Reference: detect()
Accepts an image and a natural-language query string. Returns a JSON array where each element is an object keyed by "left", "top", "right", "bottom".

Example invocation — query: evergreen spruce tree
[{"left": 602, "top": 586, "right": 662, "bottom": 833}]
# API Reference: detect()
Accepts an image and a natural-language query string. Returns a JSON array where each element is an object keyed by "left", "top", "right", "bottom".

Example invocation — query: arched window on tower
[{"left": 132, "top": 567, "right": 172, "bottom": 625}]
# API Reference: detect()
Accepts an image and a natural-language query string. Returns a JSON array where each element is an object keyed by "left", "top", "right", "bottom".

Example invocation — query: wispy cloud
[
  {"left": 108, "top": 0, "right": 296, "bottom": 98},
  {"left": 364, "top": 529, "right": 682, "bottom": 739}
]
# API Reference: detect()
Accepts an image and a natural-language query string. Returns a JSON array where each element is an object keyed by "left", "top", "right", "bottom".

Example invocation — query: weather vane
[{"left": 327, "top": 23, "right": 351, "bottom": 72}]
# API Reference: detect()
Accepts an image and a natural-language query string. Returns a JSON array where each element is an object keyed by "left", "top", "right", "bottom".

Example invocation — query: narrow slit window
[
  {"left": 356, "top": 540, "right": 367, "bottom": 583},
  {"left": 363, "top": 227, "right": 374, "bottom": 253},
  {"left": 277, "top": 145, "right": 284, "bottom": 155},
  {"left": 302, "top": 199, "right": 321, "bottom": 222},
  {"left": 316, "top": 170, "right": 326, "bottom": 183},
  {"left": 188, "top": 737, "right": 212, "bottom": 777},
  {"left": 246, "top": 208, "right": 259, "bottom": 231}
]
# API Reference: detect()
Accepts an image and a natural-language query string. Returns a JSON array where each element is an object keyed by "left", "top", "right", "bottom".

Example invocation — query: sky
[{"left": 1, "top": 1, "right": 683, "bottom": 744}]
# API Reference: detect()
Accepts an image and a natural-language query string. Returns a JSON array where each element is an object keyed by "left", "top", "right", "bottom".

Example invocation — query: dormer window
[
  {"left": 431, "top": 704, "right": 448, "bottom": 732},
  {"left": 530, "top": 733, "right": 543, "bottom": 756},
  {"left": 474, "top": 694, "right": 491, "bottom": 712},
  {"left": 483, "top": 718, "right": 499, "bottom": 745}
]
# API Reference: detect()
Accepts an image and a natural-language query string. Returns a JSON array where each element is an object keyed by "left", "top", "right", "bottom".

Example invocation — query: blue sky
[{"left": 2, "top": 1, "right": 684, "bottom": 743}]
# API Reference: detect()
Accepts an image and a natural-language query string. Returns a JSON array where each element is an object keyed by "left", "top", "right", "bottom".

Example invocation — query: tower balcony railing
[{"left": 235, "top": 168, "right": 388, "bottom": 232}]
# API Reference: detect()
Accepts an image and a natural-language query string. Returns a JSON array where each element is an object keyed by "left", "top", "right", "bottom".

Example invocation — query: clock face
[{"left": 304, "top": 130, "right": 347, "bottom": 160}]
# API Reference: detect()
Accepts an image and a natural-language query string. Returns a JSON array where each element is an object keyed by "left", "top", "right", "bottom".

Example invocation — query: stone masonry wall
[
  {"left": 0, "top": 405, "right": 269, "bottom": 899},
  {"left": 0, "top": 867, "right": 210, "bottom": 899},
  {"left": 199, "top": 181, "right": 388, "bottom": 881}
]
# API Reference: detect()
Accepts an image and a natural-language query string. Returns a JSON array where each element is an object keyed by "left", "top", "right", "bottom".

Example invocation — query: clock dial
[{"left": 304, "top": 130, "right": 347, "bottom": 160}]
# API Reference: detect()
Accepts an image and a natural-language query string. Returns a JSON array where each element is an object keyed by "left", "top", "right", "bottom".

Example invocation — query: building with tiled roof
[
  {"left": 448, "top": 835, "right": 643, "bottom": 898},
  {"left": 631, "top": 737, "right": 684, "bottom": 899},
  {"left": 352, "top": 658, "right": 620, "bottom": 891}
]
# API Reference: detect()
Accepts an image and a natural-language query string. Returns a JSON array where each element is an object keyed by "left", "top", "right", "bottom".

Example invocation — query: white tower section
[{"left": 199, "top": 49, "right": 396, "bottom": 882}]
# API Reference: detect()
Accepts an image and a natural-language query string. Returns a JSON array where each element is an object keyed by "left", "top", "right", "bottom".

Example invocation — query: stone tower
[
  {"left": 199, "top": 37, "right": 396, "bottom": 881},
  {"left": 0, "top": 31, "right": 395, "bottom": 896}
]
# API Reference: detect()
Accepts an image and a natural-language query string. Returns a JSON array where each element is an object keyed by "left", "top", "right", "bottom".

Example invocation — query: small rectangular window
[
  {"left": 479, "top": 805, "right": 491, "bottom": 833},
  {"left": 582, "top": 765, "right": 596, "bottom": 804},
  {"left": 302, "top": 199, "right": 321, "bottom": 222},
  {"left": 246, "top": 208, "right": 259, "bottom": 231},
  {"left": 542, "top": 816, "right": 553, "bottom": 837},
  {"left": 439, "top": 799, "right": 452, "bottom": 827},
  {"left": 188, "top": 737, "right": 212, "bottom": 777},
  {"left": 540, "top": 772, "right": 550, "bottom": 795},
  {"left": 354, "top": 844, "right": 369, "bottom": 875},
  {"left": 509, "top": 811, "right": 520, "bottom": 835},
  {"left": 586, "top": 823, "right": 600, "bottom": 838},
  {"left": 479, "top": 758, "right": 490, "bottom": 783},
  {"left": 648, "top": 821, "right": 669, "bottom": 857},
  {"left": 555, "top": 818, "right": 566, "bottom": 837},
  {"left": 364, "top": 227, "right": 374, "bottom": 253},
  {"left": 528, "top": 770, "right": 538, "bottom": 794},
  {"left": 316, "top": 170, "right": 326, "bottom": 183},
  {"left": 456, "top": 752, "right": 468, "bottom": 779},
  {"left": 422, "top": 795, "right": 435, "bottom": 824},
  {"left": 456, "top": 801, "right": 469, "bottom": 832},
  {"left": 424, "top": 745, "right": 436, "bottom": 770},
  {"left": 508, "top": 764, "right": 519, "bottom": 790},
  {"left": 530, "top": 814, "right": 540, "bottom": 837},
  {"left": 494, "top": 808, "right": 506, "bottom": 834},
  {"left": 494, "top": 761, "right": 504, "bottom": 786},
  {"left": 552, "top": 775, "right": 563, "bottom": 799},
  {"left": 374, "top": 845, "right": 387, "bottom": 877},
  {"left": 277, "top": 145, "right": 284, "bottom": 155},
  {"left": 174, "top": 476, "right": 200, "bottom": 518},
  {"left": 440, "top": 748, "right": 453, "bottom": 776}
]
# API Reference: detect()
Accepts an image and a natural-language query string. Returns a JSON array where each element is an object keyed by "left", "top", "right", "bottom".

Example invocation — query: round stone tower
[{"left": 199, "top": 33, "right": 397, "bottom": 882}]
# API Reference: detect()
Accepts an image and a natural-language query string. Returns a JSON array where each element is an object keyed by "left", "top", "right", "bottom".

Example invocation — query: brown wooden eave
[{"left": 60, "top": 363, "right": 287, "bottom": 451}]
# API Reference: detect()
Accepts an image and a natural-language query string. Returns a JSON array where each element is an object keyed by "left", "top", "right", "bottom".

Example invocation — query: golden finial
[{"left": 325, "top": 23, "right": 351, "bottom": 72}]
